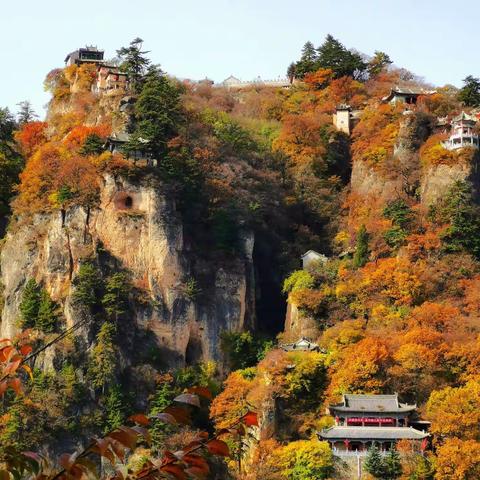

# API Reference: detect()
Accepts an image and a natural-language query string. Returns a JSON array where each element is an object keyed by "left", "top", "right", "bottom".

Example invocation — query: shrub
[
  {"left": 282, "top": 270, "right": 314, "bottom": 294},
  {"left": 272, "top": 439, "right": 334, "bottom": 480}
]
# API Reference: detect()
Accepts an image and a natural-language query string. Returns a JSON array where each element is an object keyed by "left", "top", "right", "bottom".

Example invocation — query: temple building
[
  {"left": 65, "top": 46, "right": 105, "bottom": 66},
  {"left": 95, "top": 66, "right": 128, "bottom": 93},
  {"left": 104, "top": 132, "right": 155, "bottom": 165},
  {"left": 382, "top": 86, "right": 435, "bottom": 106},
  {"left": 280, "top": 337, "right": 321, "bottom": 352},
  {"left": 318, "top": 394, "right": 429, "bottom": 453},
  {"left": 301, "top": 250, "right": 328, "bottom": 269},
  {"left": 332, "top": 104, "right": 362, "bottom": 135},
  {"left": 442, "top": 111, "right": 479, "bottom": 151}
]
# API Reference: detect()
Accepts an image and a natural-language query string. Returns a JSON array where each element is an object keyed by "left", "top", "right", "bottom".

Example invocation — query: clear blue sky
[{"left": 1, "top": 0, "right": 479, "bottom": 118}]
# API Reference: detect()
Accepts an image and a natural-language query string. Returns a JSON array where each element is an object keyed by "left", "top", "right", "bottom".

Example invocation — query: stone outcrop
[{"left": 0, "top": 174, "right": 255, "bottom": 369}]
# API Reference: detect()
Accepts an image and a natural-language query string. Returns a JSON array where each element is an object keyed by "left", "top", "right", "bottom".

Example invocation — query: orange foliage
[
  {"left": 303, "top": 68, "right": 334, "bottom": 90},
  {"left": 351, "top": 104, "right": 401, "bottom": 168},
  {"left": 434, "top": 438, "right": 480, "bottom": 480},
  {"left": 64, "top": 124, "right": 111, "bottom": 150},
  {"left": 328, "top": 336, "right": 390, "bottom": 397},
  {"left": 273, "top": 111, "right": 330, "bottom": 169},
  {"left": 14, "top": 121, "right": 48, "bottom": 157},
  {"left": 408, "top": 301, "right": 460, "bottom": 332},
  {"left": 420, "top": 133, "right": 476, "bottom": 167},
  {"left": 15, "top": 142, "right": 100, "bottom": 213},
  {"left": 336, "top": 257, "right": 422, "bottom": 309},
  {"left": 209, "top": 371, "right": 254, "bottom": 429},
  {"left": 325, "top": 76, "right": 367, "bottom": 109}
]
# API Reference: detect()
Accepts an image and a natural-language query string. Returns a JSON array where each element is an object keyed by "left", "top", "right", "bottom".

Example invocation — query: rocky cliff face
[{"left": 1, "top": 173, "right": 255, "bottom": 369}]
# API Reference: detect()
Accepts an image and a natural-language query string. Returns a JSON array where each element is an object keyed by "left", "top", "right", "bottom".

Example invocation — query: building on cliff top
[
  {"left": 65, "top": 46, "right": 105, "bottom": 66},
  {"left": 105, "top": 132, "right": 156, "bottom": 165},
  {"left": 382, "top": 86, "right": 436, "bottom": 106},
  {"left": 332, "top": 104, "right": 363, "bottom": 135},
  {"left": 280, "top": 337, "right": 321, "bottom": 352},
  {"left": 301, "top": 250, "right": 328, "bottom": 269},
  {"left": 318, "top": 394, "right": 429, "bottom": 454},
  {"left": 94, "top": 66, "right": 128, "bottom": 93},
  {"left": 442, "top": 111, "right": 479, "bottom": 151},
  {"left": 220, "top": 75, "right": 292, "bottom": 89}
]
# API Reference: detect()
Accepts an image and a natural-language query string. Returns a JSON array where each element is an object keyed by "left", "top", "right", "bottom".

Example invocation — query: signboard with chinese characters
[{"left": 347, "top": 417, "right": 395, "bottom": 425}]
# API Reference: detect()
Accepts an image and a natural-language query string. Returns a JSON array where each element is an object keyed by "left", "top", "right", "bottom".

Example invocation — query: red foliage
[{"left": 15, "top": 121, "right": 48, "bottom": 157}]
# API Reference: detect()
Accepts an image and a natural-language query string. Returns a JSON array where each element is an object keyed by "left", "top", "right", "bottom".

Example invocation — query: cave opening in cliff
[
  {"left": 253, "top": 234, "right": 286, "bottom": 335},
  {"left": 185, "top": 336, "right": 203, "bottom": 365},
  {"left": 124, "top": 196, "right": 133, "bottom": 208}
]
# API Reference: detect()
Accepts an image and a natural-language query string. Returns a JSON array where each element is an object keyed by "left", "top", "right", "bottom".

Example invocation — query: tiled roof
[
  {"left": 329, "top": 394, "right": 416, "bottom": 413},
  {"left": 452, "top": 111, "right": 477, "bottom": 123},
  {"left": 319, "top": 426, "right": 428, "bottom": 440}
]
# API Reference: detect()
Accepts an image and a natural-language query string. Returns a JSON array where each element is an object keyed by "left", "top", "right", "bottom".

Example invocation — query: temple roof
[
  {"left": 452, "top": 111, "right": 477, "bottom": 123},
  {"left": 319, "top": 426, "right": 428, "bottom": 440},
  {"left": 382, "top": 86, "right": 435, "bottom": 102},
  {"left": 280, "top": 337, "right": 321, "bottom": 352},
  {"left": 329, "top": 394, "right": 416, "bottom": 413}
]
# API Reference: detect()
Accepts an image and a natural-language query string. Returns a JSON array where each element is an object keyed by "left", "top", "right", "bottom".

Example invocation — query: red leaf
[
  {"left": 0, "top": 470, "right": 10, "bottom": 480},
  {"left": 187, "top": 386, "right": 213, "bottom": 400},
  {"left": 160, "top": 464, "right": 187, "bottom": 480},
  {"left": 0, "top": 381, "right": 8, "bottom": 397},
  {"left": 58, "top": 452, "right": 76, "bottom": 471},
  {"left": 154, "top": 412, "right": 177, "bottom": 424},
  {"left": 242, "top": 411, "right": 259, "bottom": 427},
  {"left": 128, "top": 413, "right": 150, "bottom": 426},
  {"left": 174, "top": 393, "right": 201, "bottom": 408},
  {"left": 20, "top": 345, "right": 33, "bottom": 357},
  {"left": 185, "top": 466, "right": 209, "bottom": 479},
  {"left": 108, "top": 428, "right": 137, "bottom": 450},
  {"left": 9, "top": 377, "right": 22, "bottom": 395},
  {"left": 183, "top": 454, "right": 209, "bottom": 471},
  {"left": 206, "top": 439, "right": 230, "bottom": 457},
  {"left": 164, "top": 406, "right": 191, "bottom": 424}
]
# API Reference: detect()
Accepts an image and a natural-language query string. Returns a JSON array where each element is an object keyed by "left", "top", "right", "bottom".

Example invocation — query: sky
[{"left": 1, "top": 0, "right": 479, "bottom": 118}]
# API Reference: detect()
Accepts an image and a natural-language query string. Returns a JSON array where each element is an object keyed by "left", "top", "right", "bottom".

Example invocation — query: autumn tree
[
  {"left": 272, "top": 440, "right": 334, "bottom": 480},
  {"left": 435, "top": 438, "right": 480, "bottom": 480},
  {"left": 328, "top": 337, "right": 390, "bottom": 396},
  {"left": 426, "top": 380, "right": 480, "bottom": 440}
]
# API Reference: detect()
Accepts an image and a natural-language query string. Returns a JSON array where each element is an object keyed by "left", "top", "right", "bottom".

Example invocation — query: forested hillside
[{"left": 1, "top": 36, "right": 480, "bottom": 479}]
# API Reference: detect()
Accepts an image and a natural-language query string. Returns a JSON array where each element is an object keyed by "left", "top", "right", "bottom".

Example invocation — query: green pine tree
[
  {"left": 316, "top": 34, "right": 367, "bottom": 79},
  {"left": 294, "top": 41, "right": 319, "bottom": 78},
  {"left": 353, "top": 224, "right": 369, "bottom": 268},
  {"left": 72, "top": 262, "right": 103, "bottom": 308},
  {"left": 368, "top": 51, "right": 393, "bottom": 77},
  {"left": 104, "top": 384, "right": 127, "bottom": 433},
  {"left": 88, "top": 321, "right": 117, "bottom": 394},
  {"left": 384, "top": 448, "right": 402, "bottom": 480},
  {"left": 19, "top": 279, "right": 41, "bottom": 328},
  {"left": 128, "top": 66, "right": 184, "bottom": 158},
  {"left": 363, "top": 444, "right": 386, "bottom": 479},
  {"left": 80, "top": 133, "right": 105, "bottom": 156},
  {"left": 102, "top": 272, "right": 131, "bottom": 321},
  {"left": 458, "top": 75, "right": 480, "bottom": 107},
  {"left": 36, "top": 289, "right": 58, "bottom": 333},
  {"left": 149, "top": 380, "right": 176, "bottom": 451},
  {"left": 117, "top": 37, "right": 151, "bottom": 93}
]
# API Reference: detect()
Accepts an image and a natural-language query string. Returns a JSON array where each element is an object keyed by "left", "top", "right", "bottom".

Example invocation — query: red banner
[{"left": 347, "top": 417, "right": 395, "bottom": 425}]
